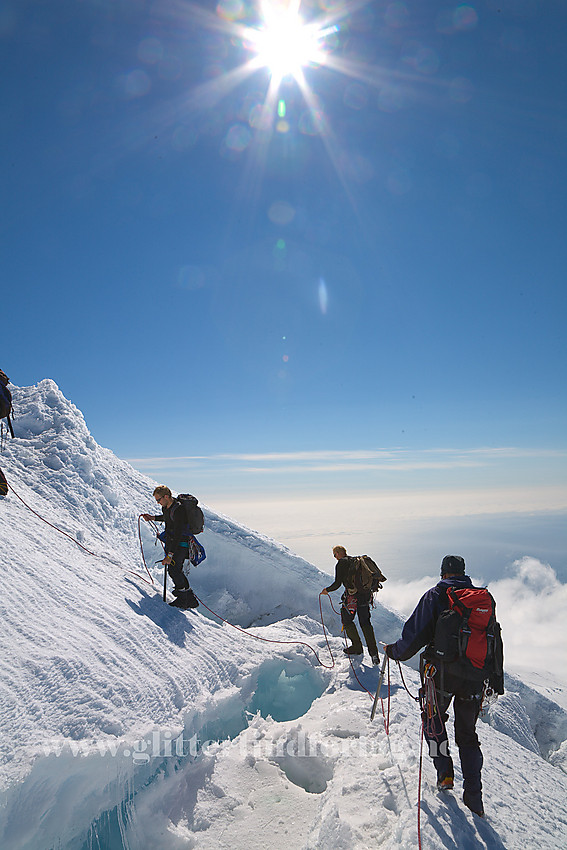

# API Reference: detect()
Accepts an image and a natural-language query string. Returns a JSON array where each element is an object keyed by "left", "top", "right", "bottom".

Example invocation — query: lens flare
[
  {"left": 318, "top": 277, "right": 328, "bottom": 315},
  {"left": 247, "top": 0, "right": 331, "bottom": 84}
]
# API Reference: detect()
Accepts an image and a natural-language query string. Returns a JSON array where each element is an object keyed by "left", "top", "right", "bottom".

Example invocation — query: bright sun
[{"left": 248, "top": 1, "right": 328, "bottom": 82}]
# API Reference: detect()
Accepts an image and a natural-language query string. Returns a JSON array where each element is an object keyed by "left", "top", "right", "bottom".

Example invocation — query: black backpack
[
  {"left": 346, "top": 555, "right": 387, "bottom": 595},
  {"left": 0, "top": 371, "right": 14, "bottom": 438},
  {"left": 173, "top": 494, "right": 205, "bottom": 535},
  {"left": 431, "top": 586, "right": 504, "bottom": 693}
]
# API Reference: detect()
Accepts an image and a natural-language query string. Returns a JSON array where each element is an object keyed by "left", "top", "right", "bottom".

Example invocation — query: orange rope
[
  {"left": 9, "top": 483, "right": 154, "bottom": 586},
  {"left": 139, "top": 518, "right": 337, "bottom": 668},
  {"left": 194, "top": 592, "right": 337, "bottom": 669},
  {"left": 326, "top": 593, "right": 391, "bottom": 733}
]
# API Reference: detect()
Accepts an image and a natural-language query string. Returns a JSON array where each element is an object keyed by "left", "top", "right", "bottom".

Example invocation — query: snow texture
[{"left": 0, "top": 380, "right": 566, "bottom": 849}]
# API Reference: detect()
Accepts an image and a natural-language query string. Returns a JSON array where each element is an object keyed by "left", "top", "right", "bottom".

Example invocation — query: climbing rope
[
  {"left": 139, "top": 516, "right": 337, "bottom": 668},
  {"left": 381, "top": 660, "right": 391, "bottom": 735},
  {"left": 416, "top": 663, "right": 446, "bottom": 850},
  {"left": 325, "top": 594, "right": 377, "bottom": 697},
  {"left": 417, "top": 722, "right": 425, "bottom": 850},
  {"left": 137, "top": 514, "right": 160, "bottom": 582},
  {"left": 9, "top": 482, "right": 155, "bottom": 586},
  {"left": 324, "top": 593, "right": 391, "bottom": 734},
  {"left": 193, "top": 592, "right": 336, "bottom": 669},
  {"left": 396, "top": 659, "right": 420, "bottom": 703},
  {"left": 421, "top": 663, "right": 445, "bottom": 742}
]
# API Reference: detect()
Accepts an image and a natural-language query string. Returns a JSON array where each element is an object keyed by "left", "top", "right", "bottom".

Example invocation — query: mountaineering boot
[
  {"left": 463, "top": 791, "right": 484, "bottom": 817},
  {"left": 437, "top": 773, "right": 454, "bottom": 792},
  {"left": 371, "top": 655, "right": 380, "bottom": 666},
  {"left": 169, "top": 588, "right": 199, "bottom": 609},
  {"left": 459, "top": 745, "right": 483, "bottom": 814},
  {"left": 343, "top": 645, "right": 363, "bottom": 656},
  {"left": 186, "top": 588, "right": 199, "bottom": 608},
  {"left": 169, "top": 592, "right": 190, "bottom": 609},
  {"left": 343, "top": 622, "right": 363, "bottom": 655},
  {"left": 361, "top": 623, "right": 379, "bottom": 661}
]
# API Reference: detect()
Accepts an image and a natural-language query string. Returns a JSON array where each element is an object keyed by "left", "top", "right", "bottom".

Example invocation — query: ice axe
[
  {"left": 370, "top": 652, "right": 388, "bottom": 721},
  {"left": 156, "top": 557, "right": 169, "bottom": 601}
]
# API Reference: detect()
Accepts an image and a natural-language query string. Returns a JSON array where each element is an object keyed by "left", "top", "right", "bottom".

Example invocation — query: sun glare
[
  {"left": 248, "top": 1, "right": 329, "bottom": 83},
  {"left": 180, "top": 0, "right": 380, "bottom": 191}
]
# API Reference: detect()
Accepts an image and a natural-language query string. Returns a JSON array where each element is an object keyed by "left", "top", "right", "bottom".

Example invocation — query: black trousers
[
  {"left": 341, "top": 593, "right": 379, "bottom": 656},
  {"left": 168, "top": 546, "right": 190, "bottom": 592},
  {"left": 422, "top": 668, "right": 483, "bottom": 796}
]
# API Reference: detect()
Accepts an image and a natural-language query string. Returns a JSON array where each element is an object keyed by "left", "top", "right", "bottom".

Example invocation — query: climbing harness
[{"left": 344, "top": 593, "right": 357, "bottom": 615}]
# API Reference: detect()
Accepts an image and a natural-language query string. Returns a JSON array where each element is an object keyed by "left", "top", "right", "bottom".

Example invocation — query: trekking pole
[
  {"left": 163, "top": 561, "right": 168, "bottom": 601},
  {"left": 370, "top": 652, "right": 388, "bottom": 721}
]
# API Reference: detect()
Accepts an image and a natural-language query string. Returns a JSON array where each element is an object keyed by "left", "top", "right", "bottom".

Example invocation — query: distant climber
[
  {"left": 384, "top": 555, "right": 504, "bottom": 818},
  {"left": 142, "top": 486, "right": 199, "bottom": 609},
  {"left": 0, "top": 369, "right": 15, "bottom": 438},
  {"left": 321, "top": 545, "right": 381, "bottom": 665}
]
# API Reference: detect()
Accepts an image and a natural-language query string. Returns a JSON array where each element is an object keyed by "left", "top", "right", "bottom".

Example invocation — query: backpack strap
[
  {"left": 447, "top": 587, "right": 473, "bottom": 657},
  {"left": 447, "top": 586, "right": 467, "bottom": 614}
]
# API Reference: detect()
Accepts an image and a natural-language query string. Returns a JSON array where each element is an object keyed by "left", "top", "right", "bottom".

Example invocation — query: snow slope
[{"left": 0, "top": 381, "right": 566, "bottom": 850}]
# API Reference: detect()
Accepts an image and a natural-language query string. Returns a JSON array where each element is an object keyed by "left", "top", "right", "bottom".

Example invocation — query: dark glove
[{"left": 385, "top": 644, "right": 396, "bottom": 659}]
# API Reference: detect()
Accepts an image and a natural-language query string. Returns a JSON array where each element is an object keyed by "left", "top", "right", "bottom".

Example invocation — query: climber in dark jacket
[
  {"left": 321, "top": 545, "right": 380, "bottom": 665},
  {"left": 142, "top": 485, "right": 198, "bottom": 609},
  {"left": 385, "top": 555, "right": 493, "bottom": 818}
]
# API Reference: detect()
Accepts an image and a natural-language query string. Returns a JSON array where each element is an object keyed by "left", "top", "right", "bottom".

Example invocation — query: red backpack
[{"left": 432, "top": 586, "right": 504, "bottom": 690}]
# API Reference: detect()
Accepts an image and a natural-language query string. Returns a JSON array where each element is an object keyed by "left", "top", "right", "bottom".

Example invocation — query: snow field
[{"left": 0, "top": 381, "right": 566, "bottom": 849}]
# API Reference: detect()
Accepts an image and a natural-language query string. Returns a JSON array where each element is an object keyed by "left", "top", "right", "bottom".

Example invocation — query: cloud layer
[{"left": 380, "top": 557, "right": 567, "bottom": 682}]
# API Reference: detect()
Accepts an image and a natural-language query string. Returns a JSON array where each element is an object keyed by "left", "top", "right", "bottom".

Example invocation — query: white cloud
[
  {"left": 490, "top": 557, "right": 567, "bottom": 676},
  {"left": 378, "top": 575, "right": 441, "bottom": 619},
  {"left": 127, "top": 446, "right": 567, "bottom": 470},
  {"left": 210, "top": 489, "right": 567, "bottom": 533},
  {"left": 126, "top": 448, "right": 567, "bottom": 516},
  {"left": 380, "top": 557, "right": 567, "bottom": 683}
]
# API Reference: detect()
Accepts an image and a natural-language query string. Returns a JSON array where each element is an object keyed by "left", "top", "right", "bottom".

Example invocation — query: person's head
[
  {"left": 333, "top": 545, "right": 347, "bottom": 560},
  {"left": 440, "top": 555, "right": 466, "bottom": 577},
  {"left": 153, "top": 485, "right": 173, "bottom": 508}
]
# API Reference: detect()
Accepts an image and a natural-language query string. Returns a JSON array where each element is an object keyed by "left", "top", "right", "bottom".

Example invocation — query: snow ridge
[{"left": 0, "top": 381, "right": 566, "bottom": 849}]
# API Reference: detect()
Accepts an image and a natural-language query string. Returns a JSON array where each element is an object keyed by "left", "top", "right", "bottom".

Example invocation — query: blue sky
[{"left": 2, "top": 0, "right": 566, "bottom": 571}]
